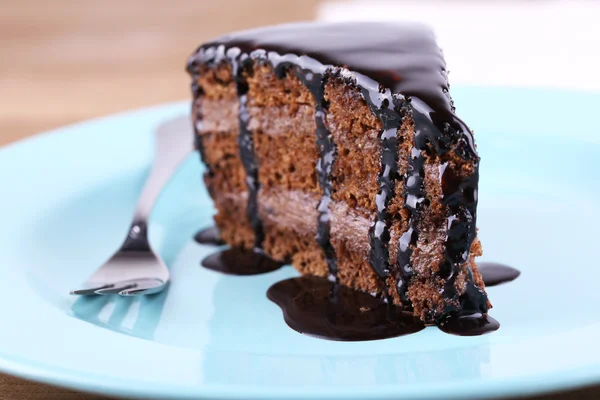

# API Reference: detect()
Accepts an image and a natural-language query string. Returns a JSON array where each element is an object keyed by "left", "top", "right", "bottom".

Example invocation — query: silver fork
[{"left": 70, "top": 115, "right": 193, "bottom": 296}]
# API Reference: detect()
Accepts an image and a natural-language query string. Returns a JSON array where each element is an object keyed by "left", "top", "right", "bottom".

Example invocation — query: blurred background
[
  {"left": 1, "top": 0, "right": 599, "bottom": 398},
  {"left": 3, "top": 0, "right": 599, "bottom": 147},
  {"left": 0, "top": 0, "right": 319, "bottom": 146}
]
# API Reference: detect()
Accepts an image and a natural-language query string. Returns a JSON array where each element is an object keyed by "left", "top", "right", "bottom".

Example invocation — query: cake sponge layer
[{"left": 191, "top": 60, "right": 489, "bottom": 322}]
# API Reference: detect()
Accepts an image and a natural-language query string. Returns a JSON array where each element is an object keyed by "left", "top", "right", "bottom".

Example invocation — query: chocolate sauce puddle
[
  {"left": 437, "top": 313, "right": 500, "bottom": 336},
  {"left": 198, "top": 240, "right": 517, "bottom": 338},
  {"left": 267, "top": 276, "right": 425, "bottom": 341},
  {"left": 201, "top": 248, "right": 284, "bottom": 275},
  {"left": 267, "top": 276, "right": 504, "bottom": 339},
  {"left": 479, "top": 262, "right": 521, "bottom": 287},
  {"left": 194, "top": 226, "right": 225, "bottom": 246}
]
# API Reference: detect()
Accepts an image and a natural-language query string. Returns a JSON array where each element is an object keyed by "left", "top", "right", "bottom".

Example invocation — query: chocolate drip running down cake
[{"left": 186, "top": 22, "right": 491, "bottom": 324}]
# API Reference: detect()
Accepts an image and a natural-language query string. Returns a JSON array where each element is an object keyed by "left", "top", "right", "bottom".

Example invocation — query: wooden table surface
[
  {"left": 0, "top": 0, "right": 318, "bottom": 146},
  {"left": 1, "top": 0, "right": 599, "bottom": 398}
]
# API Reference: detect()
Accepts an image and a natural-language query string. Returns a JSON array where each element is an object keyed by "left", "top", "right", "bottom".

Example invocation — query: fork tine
[
  {"left": 95, "top": 283, "right": 137, "bottom": 295},
  {"left": 119, "top": 287, "right": 152, "bottom": 296},
  {"left": 119, "top": 279, "right": 167, "bottom": 296},
  {"left": 70, "top": 284, "right": 114, "bottom": 295}
]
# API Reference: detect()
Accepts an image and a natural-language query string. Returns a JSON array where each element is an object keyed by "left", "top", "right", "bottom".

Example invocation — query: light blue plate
[{"left": 0, "top": 87, "right": 599, "bottom": 400}]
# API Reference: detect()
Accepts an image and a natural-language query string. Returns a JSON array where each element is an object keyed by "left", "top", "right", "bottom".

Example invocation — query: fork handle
[
  {"left": 133, "top": 116, "right": 194, "bottom": 222},
  {"left": 121, "top": 220, "right": 152, "bottom": 252}
]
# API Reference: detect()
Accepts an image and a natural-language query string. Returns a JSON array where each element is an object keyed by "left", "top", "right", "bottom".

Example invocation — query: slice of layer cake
[{"left": 186, "top": 22, "right": 490, "bottom": 324}]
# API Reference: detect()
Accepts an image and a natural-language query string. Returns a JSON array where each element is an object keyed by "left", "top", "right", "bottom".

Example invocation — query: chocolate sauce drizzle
[
  {"left": 401, "top": 105, "right": 488, "bottom": 321},
  {"left": 290, "top": 75, "right": 337, "bottom": 281},
  {"left": 364, "top": 91, "right": 403, "bottom": 294},
  {"left": 187, "top": 22, "right": 489, "bottom": 323},
  {"left": 266, "top": 55, "right": 339, "bottom": 281},
  {"left": 395, "top": 124, "right": 426, "bottom": 305},
  {"left": 236, "top": 58, "right": 265, "bottom": 249},
  {"left": 311, "top": 80, "right": 338, "bottom": 282}
]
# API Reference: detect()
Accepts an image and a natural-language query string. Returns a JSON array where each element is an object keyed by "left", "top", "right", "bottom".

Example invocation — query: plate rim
[{"left": 2, "top": 347, "right": 600, "bottom": 400}]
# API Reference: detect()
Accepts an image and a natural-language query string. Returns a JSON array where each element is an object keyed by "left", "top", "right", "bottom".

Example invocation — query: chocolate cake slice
[{"left": 186, "top": 22, "right": 490, "bottom": 324}]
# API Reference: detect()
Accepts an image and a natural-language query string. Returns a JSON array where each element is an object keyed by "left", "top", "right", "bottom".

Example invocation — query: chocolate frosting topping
[{"left": 197, "top": 23, "right": 453, "bottom": 117}]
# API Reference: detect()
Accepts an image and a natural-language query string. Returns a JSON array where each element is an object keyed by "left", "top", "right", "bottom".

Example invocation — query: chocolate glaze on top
[
  {"left": 187, "top": 22, "right": 487, "bottom": 323},
  {"left": 191, "top": 22, "right": 458, "bottom": 119}
]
